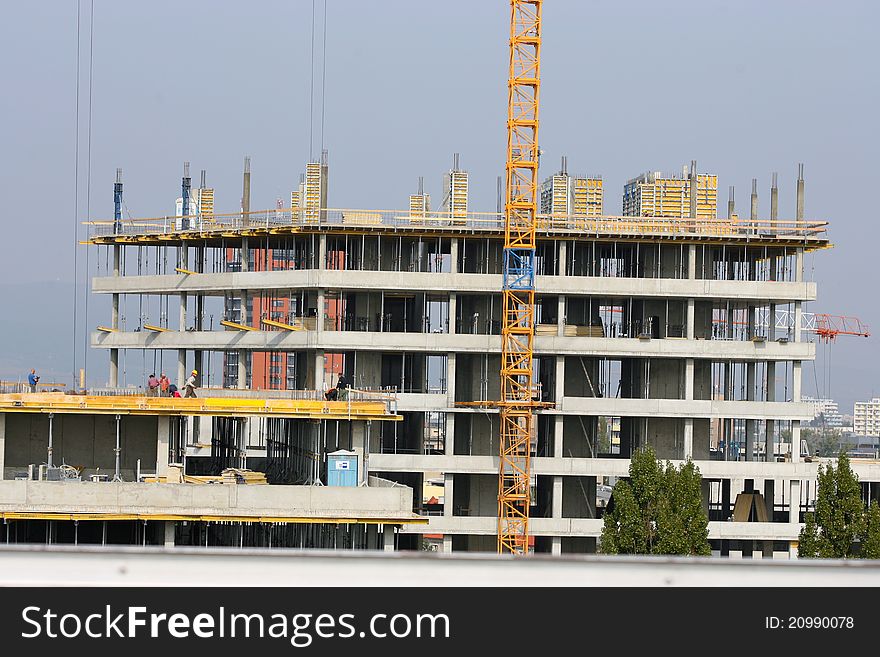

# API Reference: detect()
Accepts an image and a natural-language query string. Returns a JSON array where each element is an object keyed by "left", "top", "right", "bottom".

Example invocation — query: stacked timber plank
[
  {"left": 220, "top": 468, "right": 268, "bottom": 485},
  {"left": 535, "top": 324, "right": 558, "bottom": 336}
]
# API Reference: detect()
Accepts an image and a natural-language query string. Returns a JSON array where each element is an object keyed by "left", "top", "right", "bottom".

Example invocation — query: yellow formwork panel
[{"left": 0, "top": 393, "right": 400, "bottom": 421}]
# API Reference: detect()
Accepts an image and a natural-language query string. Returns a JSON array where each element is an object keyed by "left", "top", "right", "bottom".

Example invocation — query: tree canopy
[
  {"left": 599, "top": 445, "right": 710, "bottom": 556},
  {"left": 798, "top": 451, "right": 880, "bottom": 559}
]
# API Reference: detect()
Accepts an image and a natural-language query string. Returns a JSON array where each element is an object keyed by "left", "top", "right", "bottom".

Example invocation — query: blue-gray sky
[{"left": 0, "top": 0, "right": 877, "bottom": 412}]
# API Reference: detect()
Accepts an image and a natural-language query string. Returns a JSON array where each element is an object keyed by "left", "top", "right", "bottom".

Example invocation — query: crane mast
[{"left": 498, "top": 0, "right": 542, "bottom": 554}]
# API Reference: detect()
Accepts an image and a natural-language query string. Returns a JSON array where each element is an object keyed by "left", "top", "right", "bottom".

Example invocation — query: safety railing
[{"left": 86, "top": 207, "right": 829, "bottom": 241}]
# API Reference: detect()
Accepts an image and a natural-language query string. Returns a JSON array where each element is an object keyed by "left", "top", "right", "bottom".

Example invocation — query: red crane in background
[{"left": 813, "top": 314, "right": 870, "bottom": 342}]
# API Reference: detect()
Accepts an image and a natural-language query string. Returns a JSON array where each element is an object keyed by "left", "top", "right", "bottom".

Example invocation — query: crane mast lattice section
[{"left": 499, "top": 0, "right": 543, "bottom": 555}]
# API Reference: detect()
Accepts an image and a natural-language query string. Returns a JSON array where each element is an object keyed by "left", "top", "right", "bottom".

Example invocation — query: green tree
[
  {"left": 798, "top": 451, "right": 880, "bottom": 558},
  {"left": 599, "top": 445, "right": 710, "bottom": 555}
]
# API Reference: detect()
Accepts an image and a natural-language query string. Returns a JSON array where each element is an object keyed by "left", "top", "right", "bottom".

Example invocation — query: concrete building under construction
[{"left": 1, "top": 152, "right": 878, "bottom": 557}]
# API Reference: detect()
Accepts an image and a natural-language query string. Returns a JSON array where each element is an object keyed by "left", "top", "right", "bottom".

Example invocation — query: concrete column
[
  {"left": 750, "top": 178, "right": 758, "bottom": 221},
  {"left": 796, "top": 163, "right": 804, "bottom": 221},
  {"left": 765, "top": 419, "right": 775, "bottom": 462},
  {"left": 553, "top": 416, "right": 564, "bottom": 459},
  {"left": 552, "top": 476, "right": 563, "bottom": 518},
  {"left": 557, "top": 295, "right": 566, "bottom": 336},
  {"left": 318, "top": 234, "right": 327, "bottom": 271},
  {"left": 793, "top": 361, "right": 802, "bottom": 402},
  {"left": 555, "top": 355, "right": 565, "bottom": 404},
  {"left": 448, "top": 293, "right": 457, "bottom": 335},
  {"left": 789, "top": 478, "right": 801, "bottom": 524},
  {"left": 683, "top": 419, "right": 693, "bottom": 460},
  {"left": 446, "top": 352, "right": 457, "bottom": 409},
  {"left": 314, "top": 350, "right": 325, "bottom": 391},
  {"left": 110, "top": 245, "right": 121, "bottom": 386},
  {"left": 450, "top": 238, "right": 459, "bottom": 274},
  {"left": 156, "top": 416, "right": 170, "bottom": 477},
  {"left": 551, "top": 535, "right": 561, "bottom": 556},
  {"left": 770, "top": 172, "right": 779, "bottom": 222},
  {"left": 164, "top": 521, "right": 175, "bottom": 547},
  {"left": 794, "top": 301, "right": 802, "bottom": 343},
  {"left": 443, "top": 535, "right": 453, "bottom": 553},
  {"left": 685, "top": 359, "right": 694, "bottom": 400},
  {"left": 791, "top": 420, "right": 801, "bottom": 464},
  {"left": 445, "top": 414, "right": 456, "bottom": 457},
  {"left": 557, "top": 240, "right": 567, "bottom": 276},
  {"left": 0, "top": 413, "right": 5, "bottom": 480},
  {"left": 689, "top": 159, "right": 698, "bottom": 220},
  {"left": 746, "top": 360, "right": 756, "bottom": 461},
  {"left": 687, "top": 244, "right": 696, "bottom": 279},
  {"left": 686, "top": 298, "right": 695, "bottom": 339},
  {"left": 383, "top": 524, "right": 395, "bottom": 552},
  {"left": 178, "top": 244, "right": 189, "bottom": 389},
  {"left": 444, "top": 473, "right": 454, "bottom": 516},
  {"left": 237, "top": 231, "right": 250, "bottom": 390},
  {"left": 316, "top": 289, "right": 325, "bottom": 334},
  {"left": 763, "top": 479, "right": 775, "bottom": 522}
]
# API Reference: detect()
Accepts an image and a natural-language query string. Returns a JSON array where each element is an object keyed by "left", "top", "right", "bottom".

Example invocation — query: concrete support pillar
[
  {"left": 555, "top": 355, "right": 565, "bottom": 404},
  {"left": 683, "top": 419, "right": 694, "bottom": 460},
  {"left": 765, "top": 419, "right": 775, "bottom": 462},
  {"left": 383, "top": 524, "right": 395, "bottom": 552},
  {"left": 688, "top": 244, "right": 696, "bottom": 279},
  {"left": 178, "top": 350, "right": 187, "bottom": 391},
  {"left": 686, "top": 298, "right": 695, "bottom": 339},
  {"left": 552, "top": 476, "right": 563, "bottom": 518},
  {"left": 443, "top": 534, "right": 453, "bottom": 553},
  {"left": 316, "top": 289, "right": 325, "bottom": 334},
  {"left": 746, "top": 359, "right": 756, "bottom": 461},
  {"left": 446, "top": 352, "right": 457, "bottom": 410},
  {"left": 444, "top": 414, "right": 455, "bottom": 457},
  {"left": 444, "top": 473, "right": 454, "bottom": 517},
  {"left": 318, "top": 234, "right": 327, "bottom": 271},
  {"left": 553, "top": 416, "right": 564, "bottom": 459},
  {"left": 164, "top": 521, "right": 175, "bottom": 547},
  {"left": 237, "top": 232, "right": 250, "bottom": 390},
  {"left": 110, "top": 245, "right": 121, "bottom": 387},
  {"left": 685, "top": 358, "right": 694, "bottom": 400},
  {"left": 796, "top": 163, "right": 804, "bottom": 221},
  {"left": 794, "top": 301, "right": 802, "bottom": 343},
  {"left": 789, "top": 479, "right": 801, "bottom": 524},
  {"left": 448, "top": 293, "right": 457, "bottom": 335},
  {"left": 156, "top": 415, "right": 170, "bottom": 478},
  {"left": 750, "top": 178, "right": 758, "bottom": 221},
  {"left": 791, "top": 420, "right": 801, "bottom": 464},
  {"left": 793, "top": 361, "right": 802, "bottom": 402},
  {"left": 314, "top": 350, "right": 325, "bottom": 391},
  {"left": 557, "top": 295, "right": 566, "bottom": 336},
  {"left": 557, "top": 240, "right": 567, "bottom": 276},
  {"left": 551, "top": 535, "right": 561, "bottom": 556},
  {"left": 450, "top": 239, "right": 459, "bottom": 274},
  {"left": 0, "top": 413, "right": 5, "bottom": 480}
]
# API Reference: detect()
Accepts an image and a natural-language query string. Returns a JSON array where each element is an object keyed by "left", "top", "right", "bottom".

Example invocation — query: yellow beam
[
  {"left": 0, "top": 511, "right": 427, "bottom": 525},
  {"left": 261, "top": 318, "right": 304, "bottom": 331},
  {"left": 143, "top": 324, "right": 168, "bottom": 332},
  {"left": 221, "top": 319, "right": 257, "bottom": 331},
  {"left": 175, "top": 267, "right": 198, "bottom": 275},
  {"left": 96, "top": 326, "right": 116, "bottom": 333},
  {"left": 0, "top": 393, "right": 401, "bottom": 421}
]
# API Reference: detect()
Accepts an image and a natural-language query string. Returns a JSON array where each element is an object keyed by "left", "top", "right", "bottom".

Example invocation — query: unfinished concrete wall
[
  {"left": 562, "top": 475, "right": 596, "bottom": 518},
  {"left": 562, "top": 415, "right": 597, "bottom": 458},
  {"left": 564, "top": 356, "right": 599, "bottom": 397},
  {"left": 4, "top": 414, "right": 159, "bottom": 480},
  {"left": 455, "top": 354, "right": 499, "bottom": 403},
  {"left": 453, "top": 413, "right": 495, "bottom": 456}
]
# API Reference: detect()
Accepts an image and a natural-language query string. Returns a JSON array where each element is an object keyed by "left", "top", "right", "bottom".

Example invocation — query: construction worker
[
  {"left": 27, "top": 369, "right": 39, "bottom": 393},
  {"left": 336, "top": 373, "right": 350, "bottom": 400},
  {"left": 184, "top": 369, "right": 198, "bottom": 398},
  {"left": 147, "top": 373, "right": 160, "bottom": 397},
  {"left": 159, "top": 372, "right": 170, "bottom": 396}
]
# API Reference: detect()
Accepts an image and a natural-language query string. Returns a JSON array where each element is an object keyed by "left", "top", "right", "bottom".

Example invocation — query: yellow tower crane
[{"left": 497, "top": 0, "right": 547, "bottom": 554}]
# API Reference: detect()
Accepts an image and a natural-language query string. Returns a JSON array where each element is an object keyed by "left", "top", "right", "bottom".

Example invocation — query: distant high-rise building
[
  {"left": 802, "top": 397, "right": 844, "bottom": 428},
  {"left": 623, "top": 166, "right": 717, "bottom": 218},
  {"left": 854, "top": 398, "right": 880, "bottom": 436},
  {"left": 540, "top": 158, "right": 603, "bottom": 218}
]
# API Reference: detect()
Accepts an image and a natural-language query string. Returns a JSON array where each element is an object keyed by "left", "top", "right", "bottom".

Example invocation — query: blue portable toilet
[{"left": 326, "top": 449, "right": 359, "bottom": 487}]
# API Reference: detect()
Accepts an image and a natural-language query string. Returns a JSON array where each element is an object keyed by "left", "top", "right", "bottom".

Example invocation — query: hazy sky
[{"left": 0, "top": 1, "right": 877, "bottom": 411}]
